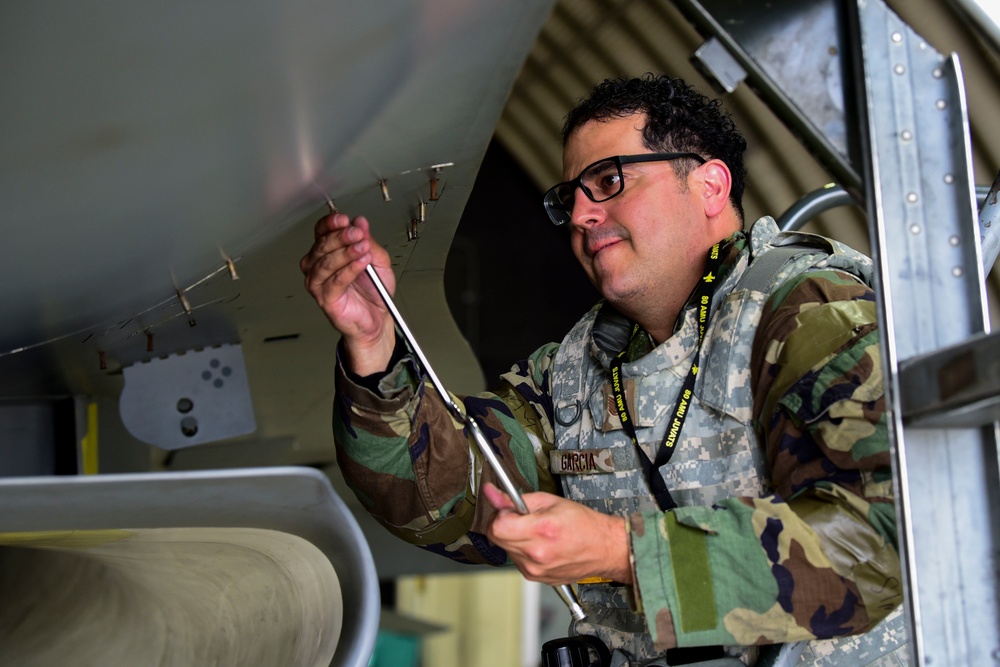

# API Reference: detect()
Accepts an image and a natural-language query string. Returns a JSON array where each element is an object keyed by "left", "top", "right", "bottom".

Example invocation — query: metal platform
[{"left": 0, "top": 467, "right": 379, "bottom": 667}]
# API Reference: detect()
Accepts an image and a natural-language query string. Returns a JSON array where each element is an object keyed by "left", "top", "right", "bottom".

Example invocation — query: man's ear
[{"left": 697, "top": 159, "right": 732, "bottom": 218}]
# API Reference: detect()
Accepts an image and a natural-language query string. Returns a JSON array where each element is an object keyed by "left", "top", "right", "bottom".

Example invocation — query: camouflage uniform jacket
[{"left": 333, "top": 217, "right": 906, "bottom": 665}]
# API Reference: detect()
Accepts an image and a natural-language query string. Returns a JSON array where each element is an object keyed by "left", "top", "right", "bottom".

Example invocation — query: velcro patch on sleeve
[{"left": 666, "top": 511, "right": 717, "bottom": 633}]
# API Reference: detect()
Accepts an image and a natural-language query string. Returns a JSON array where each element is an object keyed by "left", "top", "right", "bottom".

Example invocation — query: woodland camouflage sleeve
[
  {"left": 332, "top": 342, "right": 561, "bottom": 566},
  {"left": 629, "top": 269, "right": 901, "bottom": 651}
]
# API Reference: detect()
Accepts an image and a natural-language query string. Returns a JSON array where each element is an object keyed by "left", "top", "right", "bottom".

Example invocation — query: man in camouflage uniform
[{"left": 300, "top": 75, "right": 909, "bottom": 666}]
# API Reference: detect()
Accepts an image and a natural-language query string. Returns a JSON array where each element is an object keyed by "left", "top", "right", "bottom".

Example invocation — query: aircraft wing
[{"left": 0, "top": 2, "right": 555, "bottom": 665}]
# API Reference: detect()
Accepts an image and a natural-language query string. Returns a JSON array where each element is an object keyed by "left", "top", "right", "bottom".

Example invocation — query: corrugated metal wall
[{"left": 494, "top": 0, "right": 1000, "bottom": 318}]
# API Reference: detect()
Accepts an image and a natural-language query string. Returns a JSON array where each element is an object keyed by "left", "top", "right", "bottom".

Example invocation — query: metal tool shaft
[{"left": 364, "top": 264, "right": 585, "bottom": 622}]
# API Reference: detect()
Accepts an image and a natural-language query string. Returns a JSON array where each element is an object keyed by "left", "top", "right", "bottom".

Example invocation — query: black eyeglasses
[{"left": 542, "top": 152, "right": 706, "bottom": 226}]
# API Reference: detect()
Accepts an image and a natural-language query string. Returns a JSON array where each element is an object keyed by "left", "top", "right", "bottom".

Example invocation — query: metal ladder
[{"left": 673, "top": 0, "right": 1000, "bottom": 664}]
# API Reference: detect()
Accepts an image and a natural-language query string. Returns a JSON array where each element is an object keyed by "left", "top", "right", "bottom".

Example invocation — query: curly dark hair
[{"left": 563, "top": 74, "right": 748, "bottom": 222}]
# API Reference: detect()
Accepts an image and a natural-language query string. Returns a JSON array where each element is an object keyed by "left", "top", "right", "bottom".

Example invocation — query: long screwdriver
[{"left": 361, "top": 263, "right": 586, "bottom": 622}]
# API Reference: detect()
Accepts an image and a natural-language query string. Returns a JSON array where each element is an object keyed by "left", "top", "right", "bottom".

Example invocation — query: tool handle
[
  {"left": 365, "top": 265, "right": 460, "bottom": 414},
  {"left": 467, "top": 417, "right": 585, "bottom": 620},
  {"left": 364, "top": 264, "right": 585, "bottom": 621}
]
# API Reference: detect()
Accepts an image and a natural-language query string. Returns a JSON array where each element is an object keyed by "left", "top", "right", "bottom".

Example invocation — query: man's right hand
[{"left": 300, "top": 212, "right": 396, "bottom": 375}]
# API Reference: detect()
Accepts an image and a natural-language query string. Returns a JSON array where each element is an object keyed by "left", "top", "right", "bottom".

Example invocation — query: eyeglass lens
[
  {"left": 545, "top": 158, "right": 622, "bottom": 225},
  {"left": 579, "top": 159, "right": 623, "bottom": 202}
]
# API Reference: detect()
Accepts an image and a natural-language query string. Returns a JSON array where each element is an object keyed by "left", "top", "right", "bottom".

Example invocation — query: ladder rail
[
  {"left": 675, "top": 0, "right": 1000, "bottom": 663},
  {"left": 850, "top": 3, "right": 1000, "bottom": 664}
]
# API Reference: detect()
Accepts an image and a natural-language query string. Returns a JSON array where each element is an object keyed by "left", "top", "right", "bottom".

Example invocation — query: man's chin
[{"left": 597, "top": 280, "right": 642, "bottom": 309}]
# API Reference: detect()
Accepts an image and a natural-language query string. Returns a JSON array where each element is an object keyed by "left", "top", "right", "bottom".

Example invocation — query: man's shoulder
[{"left": 740, "top": 216, "right": 874, "bottom": 302}]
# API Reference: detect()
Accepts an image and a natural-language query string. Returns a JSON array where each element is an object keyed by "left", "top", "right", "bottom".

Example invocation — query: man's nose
[{"left": 569, "top": 187, "right": 605, "bottom": 228}]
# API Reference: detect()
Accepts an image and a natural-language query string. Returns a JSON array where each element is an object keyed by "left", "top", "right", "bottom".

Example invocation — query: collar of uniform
[
  {"left": 590, "top": 228, "right": 750, "bottom": 365},
  {"left": 672, "top": 228, "right": 750, "bottom": 331}
]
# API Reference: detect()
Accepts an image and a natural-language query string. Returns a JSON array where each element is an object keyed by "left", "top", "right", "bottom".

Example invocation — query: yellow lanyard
[{"left": 608, "top": 242, "right": 724, "bottom": 511}]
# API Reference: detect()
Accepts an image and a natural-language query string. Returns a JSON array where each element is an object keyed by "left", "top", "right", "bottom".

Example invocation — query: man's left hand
[{"left": 483, "top": 483, "right": 632, "bottom": 585}]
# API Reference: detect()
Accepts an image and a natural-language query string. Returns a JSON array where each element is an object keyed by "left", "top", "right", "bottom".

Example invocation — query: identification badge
[{"left": 550, "top": 448, "right": 616, "bottom": 475}]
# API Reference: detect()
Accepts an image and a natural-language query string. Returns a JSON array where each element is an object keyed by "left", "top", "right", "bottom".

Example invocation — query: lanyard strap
[{"left": 609, "top": 242, "right": 725, "bottom": 511}]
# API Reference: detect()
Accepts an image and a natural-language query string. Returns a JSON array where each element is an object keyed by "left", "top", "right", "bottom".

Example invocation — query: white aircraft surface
[{"left": 1, "top": 2, "right": 553, "bottom": 665}]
